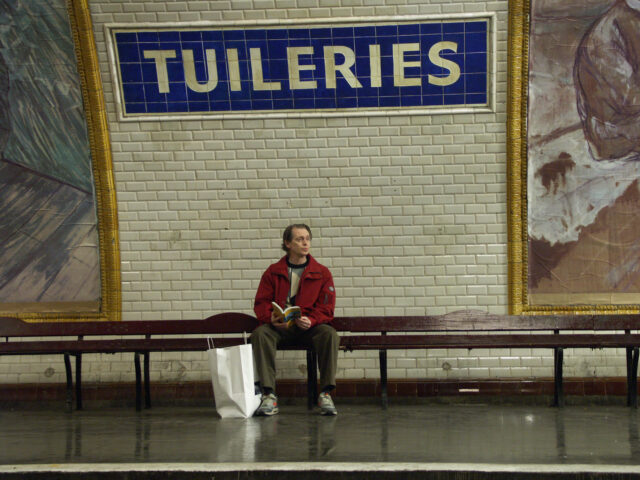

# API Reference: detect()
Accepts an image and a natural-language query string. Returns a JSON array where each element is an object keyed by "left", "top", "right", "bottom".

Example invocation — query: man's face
[{"left": 286, "top": 227, "right": 311, "bottom": 259}]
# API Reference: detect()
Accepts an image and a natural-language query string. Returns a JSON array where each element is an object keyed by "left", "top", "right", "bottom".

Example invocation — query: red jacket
[{"left": 254, "top": 254, "right": 336, "bottom": 327}]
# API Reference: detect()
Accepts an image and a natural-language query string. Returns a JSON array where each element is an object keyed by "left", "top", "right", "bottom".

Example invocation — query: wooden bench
[
  {"left": 0, "top": 313, "right": 260, "bottom": 412},
  {"left": 332, "top": 311, "right": 640, "bottom": 408},
  {"left": 2, "top": 311, "right": 640, "bottom": 411}
]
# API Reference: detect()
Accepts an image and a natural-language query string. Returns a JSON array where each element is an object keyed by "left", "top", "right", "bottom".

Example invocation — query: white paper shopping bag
[{"left": 207, "top": 337, "right": 261, "bottom": 418}]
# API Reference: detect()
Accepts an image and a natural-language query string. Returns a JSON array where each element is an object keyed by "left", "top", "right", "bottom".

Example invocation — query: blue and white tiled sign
[{"left": 111, "top": 18, "right": 490, "bottom": 118}]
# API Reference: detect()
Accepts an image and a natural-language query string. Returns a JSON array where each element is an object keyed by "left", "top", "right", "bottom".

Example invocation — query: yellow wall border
[
  {"left": 506, "top": 0, "right": 640, "bottom": 316},
  {"left": 17, "top": 0, "right": 121, "bottom": 322}
]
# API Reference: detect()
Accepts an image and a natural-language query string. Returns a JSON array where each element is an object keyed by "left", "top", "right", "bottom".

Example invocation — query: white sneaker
[
  {"left": 318, "top": 392, "right": 337, "bottom": 416},
  {"left": 255, "top": 393, "right": 279, "bottom": 416}
]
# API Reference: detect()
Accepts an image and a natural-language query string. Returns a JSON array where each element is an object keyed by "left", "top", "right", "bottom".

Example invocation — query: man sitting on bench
[{"left": 251, "top": 223, "right": 339, "bottom": 416}]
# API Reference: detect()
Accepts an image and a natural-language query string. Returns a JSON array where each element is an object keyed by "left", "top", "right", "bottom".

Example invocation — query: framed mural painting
[
  {"left": 0, "top": 0, "right": 120, "bottom": 322},
  {"left": 508, "top": 0, "right": 640, "bottom": 314}
]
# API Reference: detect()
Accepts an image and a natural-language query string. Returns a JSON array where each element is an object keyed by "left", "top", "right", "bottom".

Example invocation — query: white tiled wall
[{"left": 0, "top": 0, "right": 627, "bottom": 387}]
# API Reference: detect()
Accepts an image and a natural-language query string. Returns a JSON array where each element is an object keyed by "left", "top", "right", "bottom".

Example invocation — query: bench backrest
[
  {"left": 332, "top": 311, "right": 640, "bottom": 332},
  {"left": 0, "top": 313, "right": 258, "bottom": 338},
  {"left": 2, "top": 310, "right": 640, "bottom": 339}
]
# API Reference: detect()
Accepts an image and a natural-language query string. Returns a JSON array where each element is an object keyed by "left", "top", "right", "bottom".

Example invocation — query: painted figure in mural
[
  {"left": 574, "top": 0, "right": 640, "bottom": 161},
  {"left": 251, "top": 224, "right": 339, "bottom": 416}
]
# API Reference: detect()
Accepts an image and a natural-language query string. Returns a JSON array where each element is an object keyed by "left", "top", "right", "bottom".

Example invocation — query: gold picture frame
[
  {"left": 507, "top": 0, "right": 640, "bottom": 315},
  {"left": 2, "top": 0, "right": 120, "bottom": 322},
  {"left": 507, "top": 0, "right": 529, "bottom": 314}
]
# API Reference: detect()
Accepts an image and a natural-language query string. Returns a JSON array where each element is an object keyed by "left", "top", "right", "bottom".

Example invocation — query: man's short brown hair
[{"left": 282, "top": 224, "right": 312, "bottom": 252}]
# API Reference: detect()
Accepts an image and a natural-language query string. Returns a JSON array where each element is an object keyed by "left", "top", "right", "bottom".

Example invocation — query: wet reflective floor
[{"left": 2, "top": 402, "right": 640, "bottom": 466}]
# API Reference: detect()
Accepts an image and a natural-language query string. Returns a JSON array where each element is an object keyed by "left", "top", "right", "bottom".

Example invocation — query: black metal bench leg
[
  {"left": 306, "top": 350, "right": 318, "bottom": 410},
  {"left": 312, "top": 350, "right": 318, "bottom": 403},
  {"left": 379, "top": 349, "right": 388, "bottom": 409},
  {"left": 134, "top": 352, "right": 142, "bottom": 411},
  {"left": 553, "top": 347, "right": 564, "bottom": 407},
  {"left": 64, "top": 353, "right": 73, "bottom": 413},
  {"left": 144, "top": 352, "right": 151, "bottom": 409},
  {"left": 75, "top": 353, "right": 83, "bottom": 411},
  {"left": 306, "top": 350, "right": 313, "bottom": 409},
  {"left": 627, "top": 347, "right": 633, "bottom": 407},
  {"left": 629, "top": 347, "right": 639, "bottom": 408}
]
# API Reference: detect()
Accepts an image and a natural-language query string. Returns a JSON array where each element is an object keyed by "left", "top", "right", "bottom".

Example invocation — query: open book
[{"left": 271, "top": 302, "right": 301, "bottom": 328}]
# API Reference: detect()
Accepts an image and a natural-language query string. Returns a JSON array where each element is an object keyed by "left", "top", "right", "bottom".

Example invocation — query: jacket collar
[{"left": 274, "top": 254, "right": 319, "bottom": 276}]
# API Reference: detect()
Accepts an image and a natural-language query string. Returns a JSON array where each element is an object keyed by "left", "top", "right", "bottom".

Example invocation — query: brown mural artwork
[
  {"left": 0, "top": 1, "right": 100, "bottom": 314},
  {"left": 527, "top": 0, "right": 640, "bottom": 306}
]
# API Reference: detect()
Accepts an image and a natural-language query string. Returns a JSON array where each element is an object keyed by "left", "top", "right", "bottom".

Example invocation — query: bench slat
[
  {"left": 3, "top": 313, "right": 640, "bottom": 338},
  {"left": 332, "top": 315, "right": 640, "bottom": 332},
  {"left": 0, "top": 337, "right": 315, "bottom": 355},
  {"left": 341, "top": 334, "right": 640, "bottom": 349},
  {"left": 0, "top": 313, "right": 258, "bottom": 337},
  {"left": 4, "top": 333, "right": 640, "bottom": 356}
]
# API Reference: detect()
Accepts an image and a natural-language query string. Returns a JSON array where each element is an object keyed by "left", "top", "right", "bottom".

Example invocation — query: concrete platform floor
[
  {"left": 3, "top": 401, "right": 640, "bottom": 478},
  {"left": 5, "top": 402, "right": 640, "bottom": 480}
]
